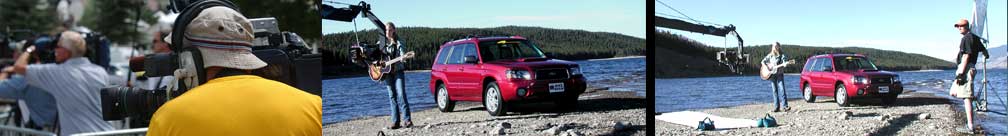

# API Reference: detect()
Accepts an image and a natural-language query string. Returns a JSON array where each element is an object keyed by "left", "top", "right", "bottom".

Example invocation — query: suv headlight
[
  {"left": 569, "top": 66, "right": 582, "bottom": 75},
  {"left": 852, "top": 76, "right": 869, "bottom": 84},
  {"left": 892, "top": 76, "right": 901, "bottom": 83},
  {"left": 506, "top": 70, "right": 532, "bottom": 80}
]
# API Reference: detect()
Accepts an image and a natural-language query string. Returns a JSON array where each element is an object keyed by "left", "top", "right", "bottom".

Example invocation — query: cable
[
  {"left": 655, "top": 0, "right": 697, "bottom": 23},
  {"left": 323, "top": 0, "right": 355, "bottom": 6}
]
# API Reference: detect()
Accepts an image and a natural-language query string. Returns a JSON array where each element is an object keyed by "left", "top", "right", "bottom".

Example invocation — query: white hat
[{"left": 165, "top": 6, "right": 265, "bottom": 70}]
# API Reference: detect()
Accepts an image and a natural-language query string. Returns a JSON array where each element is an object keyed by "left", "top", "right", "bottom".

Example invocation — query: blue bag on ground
[
  {"left": 697, "top": 117, "right": 715, "bottom": 130},
  {"left": 757, "top": 113, "right": 777, "bottom": 127}
]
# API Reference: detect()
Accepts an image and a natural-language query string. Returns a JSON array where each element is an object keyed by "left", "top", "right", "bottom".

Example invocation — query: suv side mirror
[
  {"left": 544, "top": 52, "right": 556, "bottom": 58},
  {"left": 463, "top": 56, "right": 478, "bottom": 64}
]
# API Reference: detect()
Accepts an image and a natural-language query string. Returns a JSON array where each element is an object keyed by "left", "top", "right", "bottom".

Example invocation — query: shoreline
[
  {"left": 585, "top": 56, "right": 646, "bottom": 61},
  {"left": 656, "top": 90, "right": 989, "bottom": 135},
  {"left": 657, "top": 69, "right": 965, "bottom": 79},
  {"left": 323, "top": 89, "right": 646, "bottom": 135}
]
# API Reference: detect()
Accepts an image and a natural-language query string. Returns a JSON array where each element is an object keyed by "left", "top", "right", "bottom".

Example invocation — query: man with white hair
[
  {"left": 13, "top": 31, "right": 114, "bottom": 135},
  {"left": 147, "top": 6, "right": 321, "bottom": 135}
]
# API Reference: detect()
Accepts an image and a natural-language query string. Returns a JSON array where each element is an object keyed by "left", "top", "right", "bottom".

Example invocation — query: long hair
[
  {"left": 770, "top": 42, "right": 781, "bottom": 56},
  {"left": 386, "top": 22, "right": 399, "bottom": 42}
]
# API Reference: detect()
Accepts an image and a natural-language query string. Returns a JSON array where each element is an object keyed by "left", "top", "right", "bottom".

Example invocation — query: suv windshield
[
  {"left": 833, "top": 56, "right": 878, "bottom": 71},
  {"left": 478, "top": 40, "right": 545, "bottom": 62}
]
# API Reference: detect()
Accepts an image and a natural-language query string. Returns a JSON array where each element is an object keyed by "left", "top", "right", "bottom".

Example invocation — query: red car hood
[
  {"left": 484, "top": 58, "right": 578, "bottom": 69},
  {"left": 836, "top": 70, "right": 898, "bottom": 77}
]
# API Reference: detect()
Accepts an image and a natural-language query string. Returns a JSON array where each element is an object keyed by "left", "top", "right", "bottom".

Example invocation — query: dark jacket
[
  {"left": 957, "top": 32, "right": 989, "bottom": 65},
  {"left": 379, "top": 37, "right": 407, "bottom": 73}
]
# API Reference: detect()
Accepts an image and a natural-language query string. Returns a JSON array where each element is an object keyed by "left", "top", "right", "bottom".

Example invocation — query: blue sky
[
  {"left": 321, "top": 0, "right": 645, "bottom": 38},
  {"left": 656, "top": 0, "right": 1007, "bottom": 62}
]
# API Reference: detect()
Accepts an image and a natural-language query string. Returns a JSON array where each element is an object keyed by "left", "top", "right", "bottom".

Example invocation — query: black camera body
[
  {"left": 348, "top": 42, "right": 385, "bottom": 67},
  {"left": 100, "top": 0, "right": 321, "bottom": 128}
]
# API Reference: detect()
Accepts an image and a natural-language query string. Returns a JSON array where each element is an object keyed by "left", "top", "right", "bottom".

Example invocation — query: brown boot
[
  {"left": 403, "top": 121, "right": 414, "bottom": 128},
  {"left": 388, "top": 123, "right": 401, "bottom": 129}
]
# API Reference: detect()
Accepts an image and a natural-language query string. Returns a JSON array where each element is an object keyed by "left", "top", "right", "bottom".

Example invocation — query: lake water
[
  {"left": 656, "top": 69, "right": 1007, "bottom": 134},
  {"left": 323, "top": 57, "right": 645, "bottom": 124}
]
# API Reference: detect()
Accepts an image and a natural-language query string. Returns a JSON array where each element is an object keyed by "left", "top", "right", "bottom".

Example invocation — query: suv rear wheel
[
  {"left": 835, "top": 84, "right": 849, "bottom": 107},
  {"left": 803, "top": 84, "right": 816, "bottom": 102},
  {"left": 436, "top": 84, "right": 455, "bottom": 112},
  {"left": 484, "top": 81, "right": 506, "bottom": 116}
]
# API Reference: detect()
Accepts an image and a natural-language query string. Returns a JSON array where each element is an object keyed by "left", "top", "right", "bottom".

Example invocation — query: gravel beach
[
  {"left": 324, "top": 88, "right": 646, "bottom": 136},
  {"left": 657, "top": 90, "right": 989, "bottom": 135}
]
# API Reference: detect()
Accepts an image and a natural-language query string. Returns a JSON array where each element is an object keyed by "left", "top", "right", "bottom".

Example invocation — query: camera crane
[
  {"left": 655, "top": 16, "right": 749, "bottom": 74},
  {"left": 321, "top": 1, "right": 389, "bottom": 43},
  {"left": 655, "top": 0, "right": 749, "bottom": 74},
  {"left": 322, "top": 1, "right": 415, "bottom": 81}
]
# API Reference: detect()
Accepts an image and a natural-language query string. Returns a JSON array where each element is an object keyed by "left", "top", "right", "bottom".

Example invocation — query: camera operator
[
  {"left": 0, "top": 36, "right": 58, "bottom": 130},
  {"left": 129, "top": 31, "right": 175, "bottom": 90},
  {"left": 147, "top": 6, "right": 320, "bottom": 135},
  {"left": 12, "top": 31, "right": 114, "bottom": 135}
]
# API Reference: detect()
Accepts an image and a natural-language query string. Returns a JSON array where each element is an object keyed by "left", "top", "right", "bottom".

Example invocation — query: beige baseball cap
[{"left": 164, "top": 6, "right": 266, "bottom": 70}]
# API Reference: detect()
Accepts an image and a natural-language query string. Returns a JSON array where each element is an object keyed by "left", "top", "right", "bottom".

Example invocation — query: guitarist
[
  {"left": 761, "top": 42, "right": 791, "bottom": 112},
  {"left": 378, "top": 22, "right": 413, "bottom": 129}
]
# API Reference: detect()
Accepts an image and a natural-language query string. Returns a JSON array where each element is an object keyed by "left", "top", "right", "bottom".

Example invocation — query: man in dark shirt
[{"left": 951, "top": 19, "right": 988, "bottom": 133}]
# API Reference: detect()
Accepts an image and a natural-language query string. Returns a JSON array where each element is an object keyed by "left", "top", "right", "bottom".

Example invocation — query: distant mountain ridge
[{"left": 986, "top": 44, "right": 1007, "bottom": 69}]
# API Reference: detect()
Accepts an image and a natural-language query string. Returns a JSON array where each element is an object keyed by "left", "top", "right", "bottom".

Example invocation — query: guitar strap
[{"left": 775, "top": 54, "right": 786, "bottom": 69}]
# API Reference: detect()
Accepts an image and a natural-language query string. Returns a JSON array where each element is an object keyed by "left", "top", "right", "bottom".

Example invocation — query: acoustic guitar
[
  {"left": 369, "top": 51, "right": 416, "bottom": 81},
  {"left": 760, "top": 60, "right": 796, "bottom": 80}
]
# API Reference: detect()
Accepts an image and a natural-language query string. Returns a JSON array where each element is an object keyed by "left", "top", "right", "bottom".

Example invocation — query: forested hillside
[
  {"left": 321, "top": 26, "right": 645, "bottom": 77},
  {"left": 656, "top": 30, "right": 955, "bottom": 78}
]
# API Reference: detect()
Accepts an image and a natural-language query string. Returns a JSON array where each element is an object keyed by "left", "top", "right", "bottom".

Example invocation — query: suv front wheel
[
  {"left": 555, "top": 94, "right": 578, "bottom": 111},
  {"left": 881, "top": 92, "right": 898, "bottom": 105},
  {"left": 484, "top": 81, "right": 506, "bottom": 116},
  {"left": 835, "top": 84, "right": 849, "bottom": 107}
]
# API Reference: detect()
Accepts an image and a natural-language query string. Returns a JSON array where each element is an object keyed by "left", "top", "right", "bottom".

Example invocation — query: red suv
[
  {"left": 429, "top": 36, "right": 586, "bottom": 116},
  {"left": 799, "top": 54, "right": 903, "bottom": 106}
]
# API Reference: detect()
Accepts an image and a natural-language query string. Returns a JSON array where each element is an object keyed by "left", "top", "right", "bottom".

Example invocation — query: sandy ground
[
  {"left": 657, "top": 90, "right": 988, "bottom": 136},
  {"left": 324, "top": 89, "right": 646, "bottom": 136}
]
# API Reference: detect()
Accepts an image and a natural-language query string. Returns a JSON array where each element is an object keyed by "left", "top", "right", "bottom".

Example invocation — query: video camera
[
  {"left": 348, "top": 42, "right": 384, "bottom": 66},
  {"left": 99, "top": 0, "right": 321, "bottom": 128}
]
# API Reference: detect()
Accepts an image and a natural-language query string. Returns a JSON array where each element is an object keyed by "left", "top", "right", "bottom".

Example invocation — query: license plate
[
  {"left": 549, "top": 83, "right": 565, "bottom": 93},
  {"left": 879, "top": 86, "right": 889, "bottom": 93}
]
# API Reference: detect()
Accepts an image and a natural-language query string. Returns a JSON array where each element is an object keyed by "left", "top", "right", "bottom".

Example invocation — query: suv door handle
[{"left": 458, "top": 68, "right": 464, "bottom": 71}]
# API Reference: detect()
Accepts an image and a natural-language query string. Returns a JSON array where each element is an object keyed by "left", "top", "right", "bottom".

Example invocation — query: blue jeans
[
  {"left": 385, "top": 71, "right": 411, "bottom": 123},
  {"left": 770, "top": 77, "right": 789, "bottom": 110}
]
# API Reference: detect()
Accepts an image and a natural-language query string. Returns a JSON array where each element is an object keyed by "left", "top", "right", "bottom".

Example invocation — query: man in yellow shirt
[{"left": 147, "top": 5, "right": 321, "bottom": 136}]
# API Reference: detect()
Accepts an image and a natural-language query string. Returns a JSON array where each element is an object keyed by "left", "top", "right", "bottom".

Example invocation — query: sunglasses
[{"left": 954, "top": 24, "right": 967, "bottom": 28}]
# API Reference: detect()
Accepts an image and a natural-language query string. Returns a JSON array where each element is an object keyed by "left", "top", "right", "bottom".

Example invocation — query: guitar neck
[
  {"left": 384, "top": 57, "right": 406, "bottom": 66},
  {"left": 770, "top": 61, "right": 794, "bottom": 69},
  {"left": 773, "top": 64, "right": 789, "bottom": 69},
  {"left": 382, "top": 52, "right": 415, "bottom": 67}
]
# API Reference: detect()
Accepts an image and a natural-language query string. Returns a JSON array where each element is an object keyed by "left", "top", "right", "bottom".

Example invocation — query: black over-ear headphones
[{"left": 170, "top": 0, "right": 239, "bottom": 85}]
